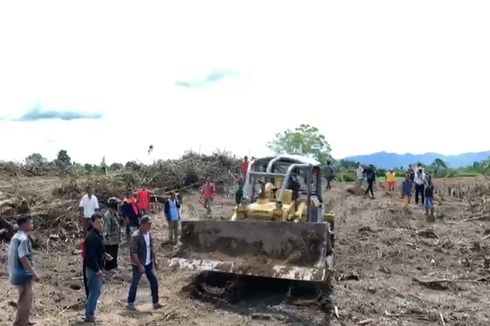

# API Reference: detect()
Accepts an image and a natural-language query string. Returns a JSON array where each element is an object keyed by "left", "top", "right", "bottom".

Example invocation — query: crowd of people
[
  {"left": 352, "top": 163, "right": 436, "bottom": 219},
  {"left": 7, "top": 182, "right": 183, "bottom": 324},
  {"left": 7, "top": 156, "right": 444, "bottom": 324}
]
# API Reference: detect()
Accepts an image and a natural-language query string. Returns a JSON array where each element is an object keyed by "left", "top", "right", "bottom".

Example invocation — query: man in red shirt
[
  {"left": 135, "top": 185, "right": 152, "bottom": 215},
  {"left": 240, "top": 156, "right": 249, "bottom": 179}
]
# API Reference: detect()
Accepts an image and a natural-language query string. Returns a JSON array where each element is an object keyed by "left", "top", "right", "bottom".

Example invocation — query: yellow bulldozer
[{"left": 169, "top": 154, "right": 335, "bottom": 291}]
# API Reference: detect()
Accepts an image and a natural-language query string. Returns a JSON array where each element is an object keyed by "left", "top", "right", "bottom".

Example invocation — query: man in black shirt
[{"left": 83, "top": 213, "right": 112, "bottom": 322}]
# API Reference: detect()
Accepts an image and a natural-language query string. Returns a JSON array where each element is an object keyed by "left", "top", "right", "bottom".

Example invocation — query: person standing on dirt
[
  {"left": 235, "top": 180, "right": 244, "bottom": 206},
  {"left": 240, "top": 156, "right": 249, "bottom": 179},
  {"left": 8, "top": 215, "right": 42, "bottom": 326},
  {"left": 364, "top": 165, "right": 376, "bottom": 198},
  {"left": 401, "top": 173, "right": 414, "bottom": 209},
  {"left": 127, "top": 215, "right": 162, "bottom": 311},
  {"left": 79, "top": 186, "right": 100, "bottom": 235},
  {"left": 135, "top": 184, "right": 152, "bottom": 215},
  {"left": 122, "top": 191, "right": 140, "bottom": 240},
  {"left": 413, "top": 167, "right": 426, "bottom": 205},
  {"left": 103, "top": 197, "right": 122, "bottom": 271},
  {"left": 356, "top": 163, "right": 365, "bottom": 189},
  {"left": 424, "top": 175, "right": 435, "bottom": 220},
  {"left": 385, "top": 170, "right": 396, "bottom": 191},
  {"left": 83, "top": 213, "right": 112, "bottom": 323},
  {"left": 324, "top": 161, "right": 335, "bottom": 190},
  {"left": 201, "top": 177, "right": 216, "bottom": 215},
  {"left": 164, "top": 192, "right": 181, "bottom": 244}
]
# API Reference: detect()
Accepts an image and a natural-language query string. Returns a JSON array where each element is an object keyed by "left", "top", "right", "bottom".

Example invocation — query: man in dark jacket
[
  {"left": 164, "top": 192, "right": 181, "bottom": 244},
  {"left": 364, "top": 165, "right": 376, "bottom": 198},
  {"left": 324, "top": 161, "right": 335, "bottom": 190},
  {"left": 83, "top": 213, "right": 112, "bottom": 322},
  {"left": 127, "top": 215, "right": 162, "bottom": 310}
]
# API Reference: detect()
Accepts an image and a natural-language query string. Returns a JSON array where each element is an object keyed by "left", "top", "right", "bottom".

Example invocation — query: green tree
[
  {"left": 56, "top": 150, "right": 71, "bottom": 166},
  {"left": 339, "top": 159, "right": 358, "bottom": 169},
  {"left": 109, "top": 162, "right": 124, "bottom": 171},
  {"left": 25, "top": 153, "right": 47, "bottom": 166},
  {"left": 267, "top": 124, "right": 332, "bottom": 164},
  {"left": 84, "top": 163, "right": 94, "bottom": 172},
  {"left": 429, "top": 158, "right": 448, "bottom": 177},
  {"left": 125, "top": 161, "right": 142, "bottom": 171}
]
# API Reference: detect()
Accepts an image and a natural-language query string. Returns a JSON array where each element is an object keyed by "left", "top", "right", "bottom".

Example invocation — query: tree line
[{"left": 17, "top": 124, "right": 490, "bottom": 180}]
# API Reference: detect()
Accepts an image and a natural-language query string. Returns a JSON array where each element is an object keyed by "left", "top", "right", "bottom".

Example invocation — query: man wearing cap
[
  {"left": 103, "top": 197, "right": 122, "bottom": 271},
  {"left": 127, "top": 215, "right": 162, "bottom": 310}
]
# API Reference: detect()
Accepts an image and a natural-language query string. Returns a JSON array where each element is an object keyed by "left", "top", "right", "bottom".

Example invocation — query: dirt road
[{"left": 1, "top": 177, "right": 489, "bottom": 325}]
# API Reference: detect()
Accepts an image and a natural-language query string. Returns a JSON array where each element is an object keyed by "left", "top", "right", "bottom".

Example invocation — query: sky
[{"left": 1, "top": 1, "right": 489, "bottom": 165}]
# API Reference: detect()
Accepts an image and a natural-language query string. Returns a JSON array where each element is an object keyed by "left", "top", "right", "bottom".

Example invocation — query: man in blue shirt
[
  {"left": 164, "top": 192, "right": 181, "bottom": 244},
  {"left": 8, "top": 215, "right": 42, "bottom": 326},
  {"left": 401, "top": 173, "right": 414, "bottom": 209}
]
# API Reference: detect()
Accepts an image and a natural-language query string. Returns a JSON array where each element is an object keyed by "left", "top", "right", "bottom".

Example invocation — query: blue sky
[{"left": 1, "top": 0, "right": 489, "bottom": 164}]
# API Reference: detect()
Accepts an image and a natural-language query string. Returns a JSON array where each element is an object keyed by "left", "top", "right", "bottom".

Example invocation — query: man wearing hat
[
  {"left": 127, "top": 215, "right": 162, "bottom": 310},
  {"left": 103, "top": 197, "right": 122, "bottom": 271}
]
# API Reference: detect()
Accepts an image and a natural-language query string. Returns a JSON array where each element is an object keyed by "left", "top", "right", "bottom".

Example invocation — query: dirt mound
[{"left": 375, "top": 207, "right": 414, "bottom": 229}]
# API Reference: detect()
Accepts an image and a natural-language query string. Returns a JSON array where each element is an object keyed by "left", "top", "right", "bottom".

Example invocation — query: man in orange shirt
[{"left": 135, "top": 185, "right": 152, "bottom": 215}]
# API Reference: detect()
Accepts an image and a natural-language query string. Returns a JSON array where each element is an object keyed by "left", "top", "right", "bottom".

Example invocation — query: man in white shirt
[
  {"left": 356, "top": 163, "right": 365, "bottom": 189},
  {"left": 413, "top": 166, "right": 426, "bottom": 205},
  {"left": 79, "top": 186, "right": 100, "bottom": 235}
]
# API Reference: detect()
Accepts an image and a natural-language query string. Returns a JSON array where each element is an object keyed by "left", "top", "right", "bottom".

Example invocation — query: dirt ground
[{"left": 1, "top": 176, "right": 489, "bottom": 325}]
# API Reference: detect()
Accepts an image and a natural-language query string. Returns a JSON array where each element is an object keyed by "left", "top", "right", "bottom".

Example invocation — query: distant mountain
[{"left": 342, "top": 151, "right": 490, "bottom": 169}]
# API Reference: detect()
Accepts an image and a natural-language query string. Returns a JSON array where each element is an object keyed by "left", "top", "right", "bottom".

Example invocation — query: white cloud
[{"left": 1, "top": 0, "right": 489, "bottom": 164}]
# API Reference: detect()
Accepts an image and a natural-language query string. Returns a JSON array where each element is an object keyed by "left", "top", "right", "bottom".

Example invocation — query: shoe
[
  {"left": 127, "top": 303, "right": 137, "bottom": 311},
  {"left": 84, "top": 316, "right": 95, "bottom": 323},
  {"left": 153, "top": 303, "right": 163, "bottom": 309},
  {"left": 27, "top": 322, "right": 36, "bottom": 325}
]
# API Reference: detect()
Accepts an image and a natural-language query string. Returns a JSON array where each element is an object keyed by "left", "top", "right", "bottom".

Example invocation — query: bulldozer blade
[{"left": 169, "top": 220, "right": 332, "bottom": 282}]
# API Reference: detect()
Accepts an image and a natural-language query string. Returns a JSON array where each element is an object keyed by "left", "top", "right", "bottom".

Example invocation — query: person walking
[
  {"left": 8, "top": 215, "right": 42, "bottom": 326},
  {"left": 401, "top": 173, "right": 414, "bottom": 210},
  {"left": 127, "top": 216, "right": 162, "bottom": 311},
  {"left": 364, "top": 165, "right": 376, "bottom": 198},
  {"left": 83, "top": 213, "right": 112, "bottom": 323},
  {"left": 356, "top": 163, "right": 365, "bottom": 190},
  {"left": 103, "top": 197, "right": 122, "bottom": 270},
  {"left": 164, "top": 192, "right": 181, "bottom": 244}
]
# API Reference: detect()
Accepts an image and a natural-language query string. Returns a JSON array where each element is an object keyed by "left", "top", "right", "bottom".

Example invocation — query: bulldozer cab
[
  {"left": 169, "top": 154, "right": 334, "bottom": 284},
  {"left": 236, "top": 154, "right": 325, "bottom": 222}
]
